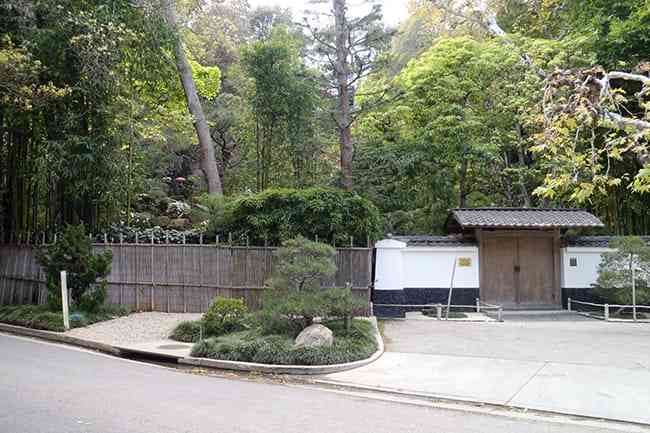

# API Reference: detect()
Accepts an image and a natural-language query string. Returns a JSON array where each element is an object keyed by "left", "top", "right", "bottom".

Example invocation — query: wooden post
[
  {"left": 60, "top": 271, "right": 70, "bottom": 331},
  {"left": 446, "top": 257, "right": 458, "bottom": 320},
  {"left": 631, "top": 254, "right": 637, "bottom": 321},
  {"left": 182, "top": 235, "right": 187, "bottom": 313},
  {"left": 119, "top": 234, "right": 124, "bottom": 306},
  {"left": 151, "top": 233, "right": 155, "bottom": 311}
]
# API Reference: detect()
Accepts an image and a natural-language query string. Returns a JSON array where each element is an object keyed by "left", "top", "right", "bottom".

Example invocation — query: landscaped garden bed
[
  {"left": 0, "top": 304, "right": 130, "bottom": 332},
  {"left": 170, "top": 237, "right": 378, "bottom": 366},
  {"left": 0, "top": 224, "right": 129, "bottom": 333}
]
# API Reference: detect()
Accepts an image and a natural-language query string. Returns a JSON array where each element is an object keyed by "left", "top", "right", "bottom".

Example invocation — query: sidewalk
[{"left": 320, "top": 352, "right": 650, "bottom": 424}]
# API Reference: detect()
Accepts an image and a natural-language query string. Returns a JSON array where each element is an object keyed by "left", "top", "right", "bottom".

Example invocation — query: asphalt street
[{"left": 0, "top": 333, "right": 635, "bottom": 433}]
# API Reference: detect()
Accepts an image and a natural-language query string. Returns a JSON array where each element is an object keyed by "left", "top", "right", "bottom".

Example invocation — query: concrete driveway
[{"left": 321, "top": 311, "right": 650, "bottom": 425}]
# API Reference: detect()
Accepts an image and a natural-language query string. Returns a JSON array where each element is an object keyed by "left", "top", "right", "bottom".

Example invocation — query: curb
[
  {"left": 179, "top": 317, "right": 385, "bottom": 375},
  {"left": 0, "top": 322, "right": 121, "bottom": 356},
  {"left": 0, "top": 317, "right": 385, "bottom": 376}
]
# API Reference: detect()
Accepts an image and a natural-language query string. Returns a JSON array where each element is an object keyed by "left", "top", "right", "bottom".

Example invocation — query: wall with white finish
[
  {"left": 402, "top": 247, "right": 479, "bottom": 288},
  {"left": 562, "top": 247, "right": 612, "bottom": 288},
  {"left": 374, "top": 239, "right": 479, "bottom": 290},
  {"left": 374, "top": 239, "right": 407, "bottom": 291}
]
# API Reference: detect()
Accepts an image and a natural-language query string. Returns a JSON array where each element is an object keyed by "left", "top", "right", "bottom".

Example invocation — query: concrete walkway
[{"left": 320, "top": 314, "right": 650, "bottom": 425}]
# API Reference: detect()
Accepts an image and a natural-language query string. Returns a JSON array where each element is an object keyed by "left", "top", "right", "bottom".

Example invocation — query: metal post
[
  {"left": 476, "top": 298, "right": 480, "bottom": 313},
  {"left": 567, "top": 297, "right": 572, "bottom": 312},
  {"left": 436, "top": 304, "right": 442, "bottom": 320},
  {"left": 604, "top": 304, "right": 610, "bottom": 321},
  {"left": 60, "top": 271, "right": 70, "bottom": 331},
  {"left": 497, "top": 306, "right": 503, "bottom": 322}
]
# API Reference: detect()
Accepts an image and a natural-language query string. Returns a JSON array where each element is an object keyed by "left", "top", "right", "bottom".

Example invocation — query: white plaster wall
[
  {"left": 374, "top": 239, "right": 407, "bottom": 290},
  {"left": 402, "top": 247, "right": 479, "bottom": 288},
  {"left": 374, "top": 239, "right": 479, "bottom": 290},
  {"left": 562, "top": 247, "right": 613, "bottom": 288}
]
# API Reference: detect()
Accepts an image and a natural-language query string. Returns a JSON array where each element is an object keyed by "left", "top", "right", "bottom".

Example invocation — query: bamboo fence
[{"left": 0, "top": 243, "right": 372, "bottom": 313}]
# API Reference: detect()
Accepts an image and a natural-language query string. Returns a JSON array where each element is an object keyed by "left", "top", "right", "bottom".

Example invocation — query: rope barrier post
[
  {"left": 567, "top": 297, "right": 572, "bottom": 312},
  {"left": 604, "top": 304, "right": 610, "bottom": 321}
]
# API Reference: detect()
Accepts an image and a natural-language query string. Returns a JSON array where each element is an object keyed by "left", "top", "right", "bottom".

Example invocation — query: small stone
[{"left": 294, "top": 324, "right": 334, "bottom": 348}]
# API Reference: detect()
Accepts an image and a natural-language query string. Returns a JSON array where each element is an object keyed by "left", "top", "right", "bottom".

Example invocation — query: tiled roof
[
  {"left": 448, "top": 208, "right": 604, "bottom": 231},
  {"left": 566, "top": 236, "right": 650, "bottom": 247},
  {"left": 392, "top": 235, "right": 476, "bottom": 247}
]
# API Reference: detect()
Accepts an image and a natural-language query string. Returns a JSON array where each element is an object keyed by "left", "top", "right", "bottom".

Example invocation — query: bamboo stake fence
[{"left": 0, "top": 242, "right": 373, "bottom": 313}]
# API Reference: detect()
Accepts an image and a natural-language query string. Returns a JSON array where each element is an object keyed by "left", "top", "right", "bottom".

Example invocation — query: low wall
[{"left": 0, "top": 243, "right": 372, "bottom": 313}]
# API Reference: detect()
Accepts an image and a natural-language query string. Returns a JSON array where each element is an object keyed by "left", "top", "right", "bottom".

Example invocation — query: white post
[
  {"left": 436, "top": 304, "right": 442, "bottom": 320},
  {"left": 631, "top": 254, "right": 637, "bottom": 321},
  {"left": 60, "top": 271, "right": 70, "bottom": 331},
  {"left": 604, "top": 304, "right": 610, "bottom": 321},
  {"left": 476, "top": 298, "right": 480, "bottom": 313},
  {"left": 567, "top": 297, "right": 572, "bottom": 312},
  {"left": 497, "top": 306, "right": 503, "bottom": 322}
]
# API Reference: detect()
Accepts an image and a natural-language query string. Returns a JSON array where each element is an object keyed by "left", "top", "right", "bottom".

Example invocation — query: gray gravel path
[{"left": 66, "top": 312, "right": 201, "bottom": 345}]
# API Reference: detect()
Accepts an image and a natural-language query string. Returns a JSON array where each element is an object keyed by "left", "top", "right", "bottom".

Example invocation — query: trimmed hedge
[{"left": 208, "top": 187, "right": 382, "bottom": 246}]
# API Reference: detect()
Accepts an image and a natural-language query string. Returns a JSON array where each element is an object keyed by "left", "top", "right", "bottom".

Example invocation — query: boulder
[{"left": 294, "top": 324, "right": 334, "bottom": 349}]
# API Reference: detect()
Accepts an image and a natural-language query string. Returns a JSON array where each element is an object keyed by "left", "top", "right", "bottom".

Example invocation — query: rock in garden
[{"left": 294, "top": 324, "right": 334, "bottom": 348}]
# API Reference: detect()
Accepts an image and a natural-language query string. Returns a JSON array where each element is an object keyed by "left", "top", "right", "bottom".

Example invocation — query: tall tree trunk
[
  {"left": 333, "top": 0, "right": 354, "bottom": 191},
  {"left": 163, "top": 0, "right": 223, "bottom": 196}
]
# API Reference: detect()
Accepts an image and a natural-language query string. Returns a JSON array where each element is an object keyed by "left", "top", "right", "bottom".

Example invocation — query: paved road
[{"left": 0, "top": 334, "right": 625, "bottom": 433}]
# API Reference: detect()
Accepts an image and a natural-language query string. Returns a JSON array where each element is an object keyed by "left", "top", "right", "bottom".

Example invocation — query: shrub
[
  {"left": 593, "top": 236, "right": 650, "bottom": 305},
  {"left": 170, "top": 320, "right": 203, "bottom": 343},
  {"left": 202, "top": 297, "right": 248, "bottom": 336},
  {"left": 207, "top": 187, "right": 382, "bottom": 246},
  {"left": 189, "top": 319, "right": 377, "bottom": 365},
  {"left": 260, "top": 237, "right": 339, "bottom": 333},
  {"left": 36, "top": 224, "right": 112, "bottom": 312},
  {"left": 0, "top": 304, "right": 129, "bottom": 332}
]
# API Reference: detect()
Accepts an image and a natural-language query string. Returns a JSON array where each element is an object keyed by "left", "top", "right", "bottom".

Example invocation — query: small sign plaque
[{"left": 458, "top": 257, "right": 472, "bottom": 267}]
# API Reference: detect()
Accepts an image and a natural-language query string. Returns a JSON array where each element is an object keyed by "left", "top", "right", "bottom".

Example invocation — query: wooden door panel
[
  {"left": 517, "top": 236, "right": 555, "bottom": 305},
  {"left": 482, "top": 237, "right": 516, "bottom": 304}
]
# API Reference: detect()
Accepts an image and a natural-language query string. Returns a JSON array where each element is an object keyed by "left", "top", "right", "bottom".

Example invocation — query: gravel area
[{"left": 67, "top": 312, "right": 202, "bottom": 346}]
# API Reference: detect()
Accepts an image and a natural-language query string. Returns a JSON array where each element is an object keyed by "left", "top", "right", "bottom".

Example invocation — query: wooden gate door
[
  {"left": 480, "top": 231, "right": 559, "bottom": 307},
  {"left": 481, "top": 236, "right": 517, "bottom": 305},
  {"left": 517, "top": 235, "right": 557, "bottom": 305}
]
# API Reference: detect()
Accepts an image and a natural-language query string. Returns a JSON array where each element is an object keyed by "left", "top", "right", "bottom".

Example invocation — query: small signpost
[{"left": 60, "top": 270, "right": 70, "bottom": 331}]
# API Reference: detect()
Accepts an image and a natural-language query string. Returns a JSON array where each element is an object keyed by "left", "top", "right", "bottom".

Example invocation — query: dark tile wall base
[{"left": 373, "top": 288, "right": 479, "bottom": 318}]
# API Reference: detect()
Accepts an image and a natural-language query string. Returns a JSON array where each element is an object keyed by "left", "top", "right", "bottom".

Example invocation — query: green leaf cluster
[{"left": 35, "top": 224, "right": 112, "bottom": 312}]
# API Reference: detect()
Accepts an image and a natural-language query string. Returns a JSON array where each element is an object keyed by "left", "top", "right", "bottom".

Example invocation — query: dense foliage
[
  {"left": 2, "top": 0, "right": 649, "bottom": 239},
  {"left": 210, "top": 188, "right": 382, "bottom": 246},
  {"left": 36, "top": 224, "right": 112, "bottom": 312},
  {"left": 594, "top": 237, "right": 650, "bottom": 305},
  {"left": 190, "top": 318, "right": 376, "bottom": 365},
  {"left": 0, "top": 304, "right": 129, "bottom": 332},
  {"left": 259, "top": 237, "right": 366, "bottom": 334}
]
